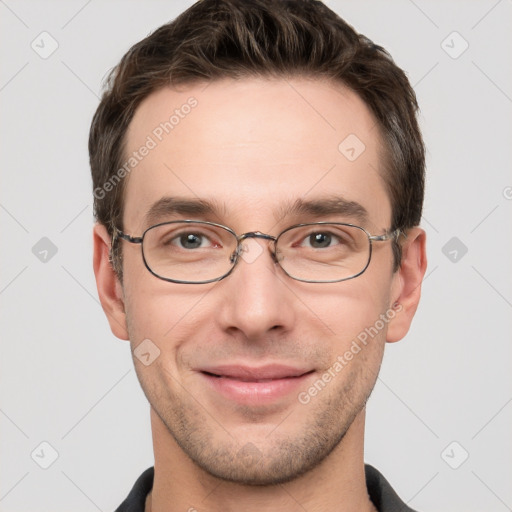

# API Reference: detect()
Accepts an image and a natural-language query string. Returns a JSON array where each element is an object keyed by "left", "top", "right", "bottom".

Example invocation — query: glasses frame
[{"left": 112, "top": 220, "right": 403, "bottom": 284}]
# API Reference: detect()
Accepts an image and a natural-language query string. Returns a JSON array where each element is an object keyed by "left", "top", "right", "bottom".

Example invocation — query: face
[{"left": 108, "top": 77, "right": 408, "bottom": 484}]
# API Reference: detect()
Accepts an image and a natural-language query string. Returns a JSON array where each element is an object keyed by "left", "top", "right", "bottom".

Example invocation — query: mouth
[
  {"left": 197, "top": 365, "right": 315, "bottom": 404},
  {"left": 203, "top": 372, "right": 309, "bottom": 382}
]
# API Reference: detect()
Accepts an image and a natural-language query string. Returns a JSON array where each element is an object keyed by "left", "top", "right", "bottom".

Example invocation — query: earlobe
[
  {"left": 386, "top": 227, "right": 427, "bottom": 343},
  {"left": 92, "top": 223, "right": 129, "bottom": 340}
]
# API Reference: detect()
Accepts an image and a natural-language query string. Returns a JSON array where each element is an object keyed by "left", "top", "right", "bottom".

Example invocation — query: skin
[{"left": 93, "top": 77, "right": 427, "bottom": 512}]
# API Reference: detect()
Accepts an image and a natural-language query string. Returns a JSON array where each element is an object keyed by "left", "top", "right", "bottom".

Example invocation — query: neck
[{"left": 146, "top": 407, "right": 376, "bottom": 512}]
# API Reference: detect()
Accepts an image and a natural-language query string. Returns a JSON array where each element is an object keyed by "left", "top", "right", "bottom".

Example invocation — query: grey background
[{"left": 1, "top": 0, "right": 511, "bottom": 510}]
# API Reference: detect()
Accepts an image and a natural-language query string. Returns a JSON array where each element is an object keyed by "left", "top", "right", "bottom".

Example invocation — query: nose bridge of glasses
[
  {"left": 230, "top": 231, "right": 278, "bottom": 264},
  {"left": 238, "top": 231, "right": 276, "bottom": 243}
]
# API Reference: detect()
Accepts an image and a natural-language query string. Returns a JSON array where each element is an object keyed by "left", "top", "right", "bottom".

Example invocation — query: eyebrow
[
  {"left": 142, "top": 196, "right": 226, "bottom": 228},
  {"left": 142, "top": 195, "right": 369, "bottom": 229},
  {"left": 276, "top": 196, "right": 369, "bottom": 225}
]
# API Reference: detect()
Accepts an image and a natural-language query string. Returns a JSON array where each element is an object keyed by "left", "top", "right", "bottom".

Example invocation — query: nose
[{"left": 216, "top": 236, "right": 297, "bottom": 341}]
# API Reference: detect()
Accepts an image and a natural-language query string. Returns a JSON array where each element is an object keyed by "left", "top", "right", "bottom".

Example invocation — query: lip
[
  {"left": 197, "top": 364, "right": 315, "bottom": 405},
  {"left": 199, "top": 364, "right": 312, "bottom": 380}
]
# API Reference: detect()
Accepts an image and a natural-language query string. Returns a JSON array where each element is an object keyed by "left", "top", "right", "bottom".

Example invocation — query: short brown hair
[{"left": 89, "top": 0, "right": 425, "bottom": 277}]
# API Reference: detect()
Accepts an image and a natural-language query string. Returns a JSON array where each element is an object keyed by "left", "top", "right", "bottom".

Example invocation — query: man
[{"left": 90, "top": 0, "right": 427, "bottom": 510}]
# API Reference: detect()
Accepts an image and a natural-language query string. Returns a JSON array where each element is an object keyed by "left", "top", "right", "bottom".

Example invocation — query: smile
[{"left": 198, "top": 365, "right": 315, "bottom": 405}]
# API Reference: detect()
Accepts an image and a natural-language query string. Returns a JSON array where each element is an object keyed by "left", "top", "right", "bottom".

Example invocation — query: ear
[
  {"left": 386, "top": 227, "right": 427, "bottom": 343},
  {"left": 92, "top": 223, "right": 129, "bottom": 340}
]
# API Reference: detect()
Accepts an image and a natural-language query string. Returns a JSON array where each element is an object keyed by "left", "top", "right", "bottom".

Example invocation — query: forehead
[{"left": 123, "top": 77, "right": 391, "bottom": 233}]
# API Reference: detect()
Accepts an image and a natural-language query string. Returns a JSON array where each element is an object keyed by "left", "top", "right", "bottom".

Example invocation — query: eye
[
  {"left": 298, "top": 230, "right": 349, "bottom": 249},
  {"left": 173, "top": 232, "right": 209, "bottom": 249},
  {"left": 155, "top": 227, "right": 219, "bottom": 250},
  {"left": 165, "top": 230, "right": 221, "bottom": 250},
  {"left": 305, "top": 232, "right": 335, "bottom": 249}
]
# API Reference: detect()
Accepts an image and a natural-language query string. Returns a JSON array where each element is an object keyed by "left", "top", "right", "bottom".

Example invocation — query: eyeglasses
[{"left": 113, "top": 220, "right": 403, "bottom": 284}]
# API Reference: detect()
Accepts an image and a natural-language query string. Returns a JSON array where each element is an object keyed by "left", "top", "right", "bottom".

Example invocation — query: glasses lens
[
  {"left": 276, "top": 223, "right": 370, "bottom": 282},
  {"left": 142, "top": 222, "right": 237, "bottom": 283}
]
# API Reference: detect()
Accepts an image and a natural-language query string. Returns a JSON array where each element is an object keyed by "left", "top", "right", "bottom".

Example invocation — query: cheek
[
  {"left": 303, "top": 278, "right": 391, "bottom": 346},
  {"left": 123, "top": 273, "right": 215, "bottom": 354}
]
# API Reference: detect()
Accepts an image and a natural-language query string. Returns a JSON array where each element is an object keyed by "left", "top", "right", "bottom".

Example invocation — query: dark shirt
[{"left": 115, "top": 464, "right": 418, "bottom": 511}]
